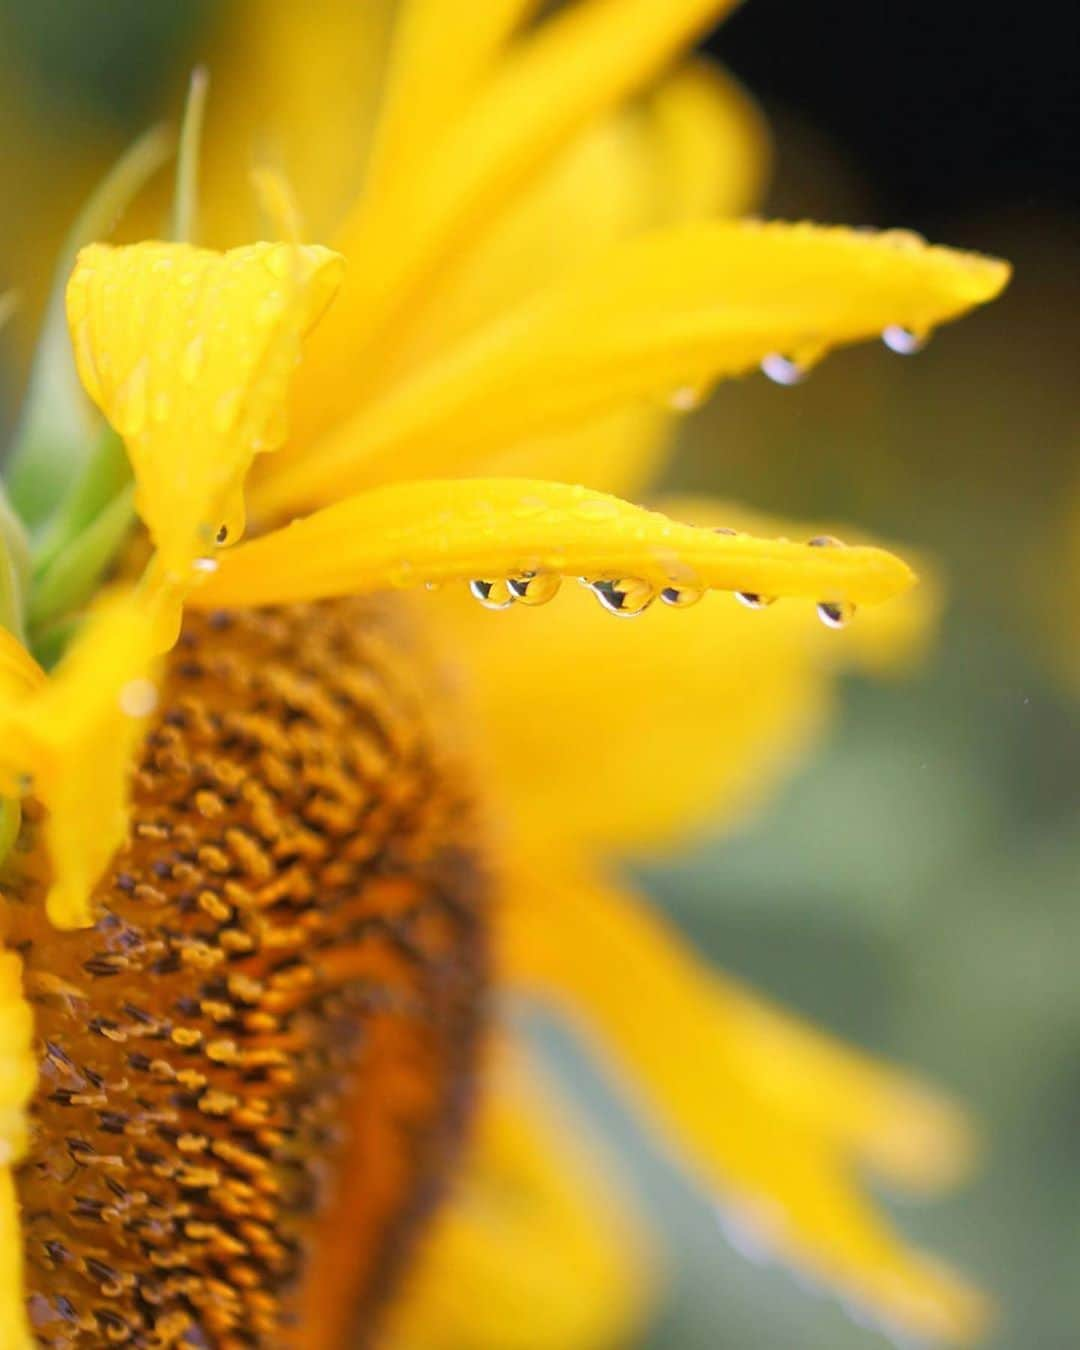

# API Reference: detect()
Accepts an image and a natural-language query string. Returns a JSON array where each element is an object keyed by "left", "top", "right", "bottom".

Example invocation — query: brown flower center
[{"left": 5, "top": 598, "right": 489, "bottom": 1348}]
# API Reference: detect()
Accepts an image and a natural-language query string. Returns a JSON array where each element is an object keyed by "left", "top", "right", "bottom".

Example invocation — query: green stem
[
  {"left": 29, "top": 483, "right": 136, "bottom": 637},
  {"left": 171, "top": 66, "right": 209, "bottom": 244}
]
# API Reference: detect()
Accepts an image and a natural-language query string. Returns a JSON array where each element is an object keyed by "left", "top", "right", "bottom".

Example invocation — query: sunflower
[{"left": 0, "top": 2, "right": 1009, "bottom": 1347}]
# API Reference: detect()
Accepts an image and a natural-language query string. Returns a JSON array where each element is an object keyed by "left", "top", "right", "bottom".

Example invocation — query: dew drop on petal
[
  {"left": 735, "top": 592, "right": 775, "bottom": 610},
  {"left": 882, "top": 324, "right": 929, "bottom": 355},
  {"left": 507, "top": 572, "right": 561, "bottom": 607},
  {"left": 587, "top": 577, "right": 656, "bottom": 617},
  {"left": 118, "top": 678, "right": 159, "bottom": 719},
  {"left": 660, "top": 585, "right": 704, "bottom": 609},
  {"left": 807, "top": 534, "right": 845, "bottom": 549},
  {"left": 469, "top": 579, "right": 515, "bottom": 611},
  {"left": 761, "top": 353, "right": 808, "bottom": 386},
  {"left": 817, "top": 600, "right": 855, "bottom": 629}
]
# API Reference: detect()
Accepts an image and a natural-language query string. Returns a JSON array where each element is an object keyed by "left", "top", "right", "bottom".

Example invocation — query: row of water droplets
[
  {"left": 664, "top": 326, "right": 931, "bottom": 406},
  {"left": 467, "top": 533, "right": 855, "bottom": 629},
  {"left": 761, "top": 325, "right": 929, "bottom": 387}
]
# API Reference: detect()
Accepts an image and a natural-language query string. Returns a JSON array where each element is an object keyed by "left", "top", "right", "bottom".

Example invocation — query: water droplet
[
  {"left": 735, "top": 592, "right": 774, "bottom": 610},
  {"left": 666, "top": 385, "right": 704, "bottom": 412},
  {"left": 469, "top": 579, "right": 514, "bottom": 611},
  {"left": 761, "top": 353, "right": 807, "bottom": 386},
  {"left": 586, "top": 577, "right": 656, "bottom": 617},
  {"left": 817, "top": 600, "right": 855, "bottom": 629},
  {"left": 713, "top": 526, "right": 737, "bottom": 536},
  {"left": 882, "top": 324, "right": 928, "bottom": 355},
  {"left": 660, "top": 585, "right": 704, "bottom": 609},
  {"left": 806, "top": 534, "right": 844, "bottom": 548},
  {"left": 507, "top": 572, "right": 561, "bottom": 607},
  {"left": 215, "top": 524, "right": 229, "bottom": 545},
  {"left": 192, "top": 557, "right": 219, "bottom": 574},
  {"left": 118, "top": 679, "right": 159, "bottom": 719}
]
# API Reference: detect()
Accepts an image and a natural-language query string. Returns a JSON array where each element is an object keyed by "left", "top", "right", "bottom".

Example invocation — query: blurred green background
[{"left": 1, "top": 3, "right": 1077, "bottom": 1348}]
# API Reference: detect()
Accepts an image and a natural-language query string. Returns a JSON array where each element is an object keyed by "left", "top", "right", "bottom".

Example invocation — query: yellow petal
[
  {"left": 364, "top": 0, "right": 540, "bottom": 201},
  {"left": 263, "top": 222, "right": 1009, "bottom": 511},
  {"left": 0, "top": 1168, "right": 32, "bottom": 1350},
  {"left": 501, "top": 862, "right": 989, "bottom": 1344},
  {"left": 383, "top": 1047, "right": 657, "bottom": 1350},
  {"left": 420, "top": 503, "right": 936, "bottom": 857},
  {"left": 644, "top": 58, "right": 770, "bottom": 221},
  {"left": 0, "top": 953, "right": 35, "bottom": 1169},
  {"left": 65, "top": 240, "right": 344, "bottom": 580},
  {"left": 0, "top": 952, "right": 36, "bottom": 1349},
  {"left": 192, "top": 0, "right": 394, "bottom": 246},
  {"left": 0, "top": 630, "right": 44, "bottom": 705},
  {"left": 296, "top": 0, "right": 741, "bottom": 437},
  {"left": 193, "top": 478, "right": 914, "bottom": 612},
  {"left": 2, "top": 593, "right": 160, "bottom": 930}
]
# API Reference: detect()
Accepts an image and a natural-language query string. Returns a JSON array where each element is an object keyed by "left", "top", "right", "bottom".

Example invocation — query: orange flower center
[{"left": 7, "top": 599, "right": 489, "bottom": 1348}]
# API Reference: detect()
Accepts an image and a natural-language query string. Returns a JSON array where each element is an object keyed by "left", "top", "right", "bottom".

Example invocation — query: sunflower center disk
[{"left": 6, "top": 599, "right": 489, "bottom": 1349}]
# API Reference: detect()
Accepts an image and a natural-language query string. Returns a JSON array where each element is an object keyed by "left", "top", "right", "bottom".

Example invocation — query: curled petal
[
  {"left": 264, "top": 222, "right": 1009, "bottom": 510},
  {"left": 502, "top": 864, "right": 989, "bottom": 1344},
  {"left": 65, "top": 240, "right": 344, "bottom": 579},
  {"left": 193, "top": 478, "right": 915, "bottom": 610}
]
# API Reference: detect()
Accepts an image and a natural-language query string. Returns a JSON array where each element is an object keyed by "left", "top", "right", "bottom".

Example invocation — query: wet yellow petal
[
  {"left": 422, "top": 515, "right": 934, "bottom": 857},
  {"left": 194, "top": 478, "right": 914, "bottom": 611},
  {"left": 264, "top": 223, "right": 1008, "bottom": 511},
  {"left": 501, "top": 863, "right": 989, "bottom": 1344},
  {"left": 65, "top": 240, "right": 344, "bottom": 580},
  {"left": 2, "top": 594, "right": 160, "bottom": 930},
  {"left": 383, "top": 1048, "right": 656, "bottom": 1350},
  {"left": 297, "top": 0, "right": 740, "bottom": 436}
]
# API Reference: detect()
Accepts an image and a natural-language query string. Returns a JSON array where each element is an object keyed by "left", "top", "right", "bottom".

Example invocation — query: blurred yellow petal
[
  {"left": 2, "top": 594, "right": 160, "bottom": 930},
  {"left": 0, "top": 953, "right": 35, "bottom": 1168},
  {"left": 264, "top": 222, "right": 1008, "bottom": 511},
  {"left": 0, "top": 953, "right": 37, "bottom": 1349},
  {"left": 65, "top": 240, "right": 344, "bottom": 580},
  {"left": 383, "top": 1048, "right": 657, "bottom": 1350},
  {"left": 646, "top": 58, "right": 770, "bottom": 221},
  {"left": 365, "top": 0, "right": 540, "bottom": 201},
  {"left": 421, "top": 507, "right": 934, "bottom": 857},
  {"left": 298, "top": 0, "right": 740, "bottom": 435},
  {"left": 0, "top": 1169, "right": 32, "bottom": 1350},
  {"left": 0, "top": 630, "right": 44, "bottom": 705},
  {"left": 502, "top": 863, "right": 989, "bottom": 1344},
  {"left": 195, "top": 478, "right": 914, "bottom": 611},
  {"left": 191, "top": 0, "right": 393, "bottom": 245},
  {"left": 383, "top": 56, "right": 768, "bottom": 385}
]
